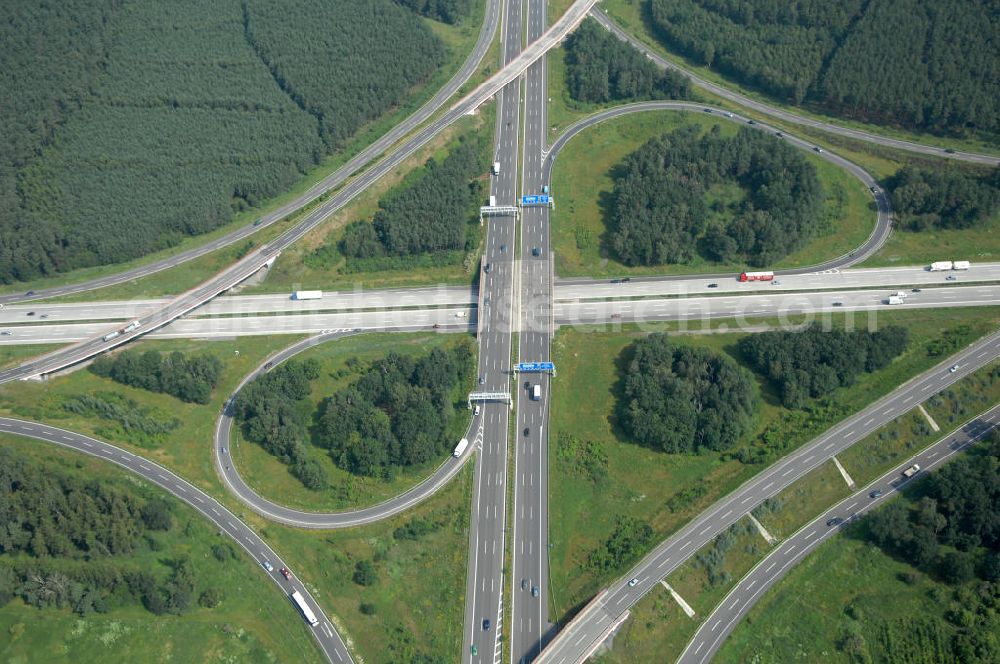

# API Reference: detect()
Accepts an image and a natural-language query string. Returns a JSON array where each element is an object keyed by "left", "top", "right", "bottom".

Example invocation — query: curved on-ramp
[
  {"left": 215, "top": 330, "right": 483, "bottom": 529},
  {"left": 0, "top": 417, "right": 354, "bottom": 664},
  {"left": 543, "top": 101, "right": 893, "bottom": 278},
  {"left": 589, "top": 9, "right": 1000, "bottom": 167}
]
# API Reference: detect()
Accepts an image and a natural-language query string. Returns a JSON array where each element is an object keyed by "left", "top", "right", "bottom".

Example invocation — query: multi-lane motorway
[
  {"left": 0, "top": 417, "right": 353, "bottom": 663},
  {"left": 536, "top": 329, "right": 1000, "bottom": 663},
  {"left": 678, "top": 405, "right": 1000, "bottom": 664}
]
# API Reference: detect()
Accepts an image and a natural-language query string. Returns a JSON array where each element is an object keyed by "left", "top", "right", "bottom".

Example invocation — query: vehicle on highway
[
  {"left": 474, "top": 405, "right": 481, "bottom": 415},
  {"left": 611, "top": 279, "right": 621, "bottom": 284},
  {"left": 724, "top": 112, "right": 733, "bottom": 117},
  {"left": 628, "top": 577, "right": 639, "bottom": 588},
  {"left": 432, "top": 323, "right": 440, "bottom": 329},
  {"left": 703, "top": 108, "right": 711, "bottom": 113},
  {"left": 253, "top": 218, "right": 263, "bottom": 226},
  {"left": 292, "top": 290, "right": 322, "bottom": 301},
  {"left": 483, "top": 297, "right": 490, "bottom": 307},
  {"left": 707, "top": 283, "right": 718, "bottom": 288},
  {"left": 944, "top": 148, "right": 956, "bottom": 154},
  {"left": 0, "top": 331, "right": 10, "bottom": 336},
  {"left": 102, "top": 330, "right": 121, "bottom": 342},
  {"left": 826, "top": 517, "right": 843, "bottom": 527},
  {"left": 471, "top": 645, "right": 478, "bottom": 656},
  {"left": 500, "top": 244, "right": 506, "bottom": 252},
  {"left": 524, "top": 381, "right": 531, "bottom": 390},
  {"left": 929, "top": 261, "right": 953, "bottom": 271},
  {"left": 262, "top": 561, "right": 274, "bottom": 572},
  {"left": 453, "top": 438, "right": 469, "bottom": 457},
  {"left": 280, "top": 567, "right": 291, "bottom": 580},
  {"left": 290, "top": 590, "right": 319, "bottom": 627},
  {"left": 26, "top": 311, "right": 34, "bottom": 316},
  {"left": 479, "top": 375, "right": 485, "bottom": 385},
  {"left": 748, "top": 119, "right": 756, "bottom": 125},
  {"left": 492, "top": 161, "right": 500, "bottom": 176},
  {"left": 946, "top": 275, "right": 957, "bottom": 280},
  {"left": 482, "top": 618, "right": 491, "bottom": 631},
  {"left": 869, "top": 489, "right": 883, "bottom": 499},
  {"left": 25, "top": 291, "right": 34, "bottom": 296},
  {"left": 456, "top": 311, "right": 467, "bottom": 318},
  {"left": 621, "top": 277, "right": 631, "bottom": 283},
  {"left": 532, "top": 384, "right": 541, "bottom": 401},
  {"left": 532, "top": 247, "right": 541, "bottom": 257},
  {"left": 950, "top": 364, "right": 960, "bottom": 373},
  {"left": 532, "top": 585, "right": 539, "bottom": 598},
  {"left": 739, "top": 271, "right": 774, "bottom": 282},
  {"left": 542, "top": 185, "right": 549, "bottom": 194},
  {"left": 775, "top": 132, "right": 783, "bottom": 137},
  {"left": 611, "top": 313, "right": 622, "bottom": 319},
  {"left": 264, "top": 361, "right": 274, "bottom": 370},
  {"left": 833, "top": 301, "right": 843, "bottom": 306},
  {"left": 522, "top": 578, "right": 529, "bottom": 590},
  {"left": 902, "top": 463, "right": 921, "bottom": 478},
  {"left": 221, "top": 447, "right": 227, "bottom": 454},
  {"left": 870, "top": 186, "right": 878, "bottom": 193},
  {"left": 912, "top": 288, "right": 921, "bottom": 292},
  {"left": 39, "top": 313, "right": 48, "bottom": 318},
  {"left": 523, "top": 427, "right": 530, "bottom": 437},
  {"left": 484, "top": 263, "right": 491, "bottom": 273},
  {"left": 886, "top": 295, "right": 905, "bottom": 305},
  {"left": 814, "top": 146, "right": 823, "bottom": 153}
]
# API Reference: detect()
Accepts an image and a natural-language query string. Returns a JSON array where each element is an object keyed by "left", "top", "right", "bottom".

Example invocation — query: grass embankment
[
  {"left": 12, "top": 4, "right": 492, "bottom": 303},
  {"left": 0, "top": 344, "right": 65, "bottom": 370},
  {"left": 232, "top": 332, "right": 476, "bottom": 512},
  {"left": 244, "top": 108, "right": 493, "bottom": 295},
  {"left": 549, "top": 111, "right": 872, "bottom": 278},
  {"left": 0, "top": 435, "right": 323, "bottom": 664},
  {"left": 598, "top": 0, "right": 1000, "bottom": 157},
  {"left": 547, "top": 306, "right": 1000, "bottom": 625},
  {"left": 591, "top": 359, "right": 1000, "bottom": 663}
]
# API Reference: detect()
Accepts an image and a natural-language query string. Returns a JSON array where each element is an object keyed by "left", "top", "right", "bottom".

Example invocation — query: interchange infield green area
[
  {"left": 546, "top": 306, "right": 1000, "bottom": 626},
  {"left": 0, "top": 435, "right": 324, "bottom": 664},
  {"left": 549, "top": 110, "right": 872, "bottom": 279}
]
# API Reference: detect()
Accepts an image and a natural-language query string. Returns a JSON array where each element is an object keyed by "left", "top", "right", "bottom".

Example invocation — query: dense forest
[
  {"left": 315, "top": 342, "right": 475, "bottom": 478},
  {"left": 0, "top": 0, "right": 446, "bottom": 284},
  {"left": 394, "top": 0, "right": 472, "bottom": 24},
  {"left": 231, "top": 359, "right": 329, "bottom": 490},
  {"left": 854, "top": 437, "right": 1000, "bottom": 662},
  {"left": 0, "top": 447, "right": 223, "bottom": 616},
  {"left": 619, "top": 333, "right": 758, "bottom": 454},
  {"left": 648, "top": 0, "right": 1000, "bottom": 139},
  {"left": 337, "top": 133, "right": 487, "bottom": 266},
  {"left": 91, "top": 349, "right": 223, "bottom": 405},
  {"left": 563, "top": 18, "right": 691, "bottom": 104},
  {"left": 610, "top": 124, "right": 823, "bottom": 267},
  {"left": 738, "top": 324, "right": 910, "bottom": 409},
  {"left": 887, "top": 166, "right": 1000, "bottom": 232}
]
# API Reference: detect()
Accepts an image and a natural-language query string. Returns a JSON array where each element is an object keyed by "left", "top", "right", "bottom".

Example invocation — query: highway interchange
[{"left": 2, "top": 2, "right": 999, "bottom": 664}]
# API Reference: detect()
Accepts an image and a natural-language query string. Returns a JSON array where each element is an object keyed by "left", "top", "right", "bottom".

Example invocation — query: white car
[
  {"left": 627, "top": 578, "right": 639, "bottom": 588},
  {"left": 262, "top": 561, "right": 274, "bottom": 572},
  {"left": 950, "top": 365, "right": 959, "bottom": 373}
]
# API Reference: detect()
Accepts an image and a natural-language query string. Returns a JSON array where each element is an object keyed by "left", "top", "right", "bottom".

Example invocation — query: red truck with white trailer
[{"left": 738, "top": 271, "right": 774, "bottom": 282}]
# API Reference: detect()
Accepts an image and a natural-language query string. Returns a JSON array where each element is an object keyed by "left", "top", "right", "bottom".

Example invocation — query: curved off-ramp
[
  {"left": 544, "top": 101, "right": 893, "bottom": 282},
  {"left": 215, "top": 328, "right": 483, "bottom": 529},
  {"left": 0, "top": 417, "right": 354, "bottom": 664},
  {"left": 590, "top": 9, "right": 1000, "bottom": 167}
]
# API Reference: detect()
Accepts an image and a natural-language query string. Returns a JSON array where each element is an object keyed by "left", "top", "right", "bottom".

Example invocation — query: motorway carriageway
[
  {"left": 4, "top": 284, "right": 1000, "bottom": 345},
  {"left": 1, "top": 263, "right": 997, "bottom": 327}
]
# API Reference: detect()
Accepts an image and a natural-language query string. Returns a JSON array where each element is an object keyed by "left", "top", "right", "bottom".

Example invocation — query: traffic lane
[
  {"left": 680, "top": 406, "right": 1000, "bottom": 664},
  {"left": 589, "top": 9, "right": 999, "bottom": 167},
  {"left": 0, "top": 417, "right": 351, "bottom": 663},
  {"left": 536, "top": 329, "right": 1000, "bottom": 663},
  {"left": 0, "top": 0, "right": 504, "bottom": 308},
  {"left": 554, "top": 264, "right": 1000, "bottom": 299}
]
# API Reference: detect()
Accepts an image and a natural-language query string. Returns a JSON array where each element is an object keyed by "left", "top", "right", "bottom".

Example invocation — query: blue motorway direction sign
[
  {"left": 516, "top": 362, "right": 555, "bottom": 372},
  {"left": 521, "top": 194, "right": 550, "bottom": 206}
]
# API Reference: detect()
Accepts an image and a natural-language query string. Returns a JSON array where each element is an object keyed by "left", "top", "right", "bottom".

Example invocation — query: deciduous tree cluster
[
  {"left": 620, "top": 333, "right": 758, "bottom": 454},
  {"left": 91, "top": 350, "right": 223, "bottom": 405},
  {"left": 315, "top": 341, "right": 475, "bottom": 478},
  {"left": 610, "top": 125, "right": 823, "bottom": 267},
  {"left": 738, "top": 324, "right": 909, "bottom": 409},
  {"left": 649, "top": 0, "right": 1000, "bottom": 138},
  {"left": 563, "top": 18, "right": 691, "bottom": 104},
  {"left": 888, "top": 166, "right": 1000, "bottom": 232}
]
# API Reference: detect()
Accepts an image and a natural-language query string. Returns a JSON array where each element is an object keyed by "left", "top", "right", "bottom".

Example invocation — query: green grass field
[
  {"left": 547, "top": 306, "right": 1000, "bottom": 624},
  {"left": 231, "top": 332, "right": 477, "bottom": 511},
  {"left": 549, "top": 110, "right": 873, "bottom": 278},
  {"left": 598, "top": 0, "right": 1000, "bottom": 157},
  {"left": 0, "top": 343, "right": 65, "bottom": 370},
  {"left": 0, "top": 434, "right": 324, "bottom": 664}
]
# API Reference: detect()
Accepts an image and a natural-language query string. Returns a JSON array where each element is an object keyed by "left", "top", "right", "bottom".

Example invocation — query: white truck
[
  {"left": 453, "top": 438, "right": 469, "bottom": 457},
  {"left": 489, "top": 195, "right": 496, "bottom": 207},
  {"left": 891, "top": 291, "right": 908, "bottom": 298},
  {"left": 902, "top": 463, "right": 920, "bottom": 478},
  {"left": 929, "top": 261, "right": 953, "bottom": 271},
  {"left": 952, "top": 260, "right": 970, "bottom": 270},
  {"left": 122, "top": 320, "right": 141, "bottom": 333},
  {"left": 292, "top": 290, "right": 322, "bottom": 300},
  {"left": 886, "top": 295, "right": 905, "bottom": 305},
  {"left": 532, "top": 384, "right": 541, "bottom": 400},
  {"left": 492, "top": 161, "right": 501, "bottom": 176}
]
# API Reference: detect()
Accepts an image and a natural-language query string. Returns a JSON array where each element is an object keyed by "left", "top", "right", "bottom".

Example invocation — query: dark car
[
  {"left": 622, "top": 277, "right": 631, "bottom": 283},
  {"left": 611, "top": 279, "right": 621, "bottom": 284},
  {"left": 524, "top": 381, "right": 531, "bottom": 390},
  {"left": 944, "top": 148, "right": 956, "bottom": 154},
  {"left": 833, "top": 301, "right": 843, "bottom": 307},
  {"left": 500, "top": 244, "right": 507, "bottom": 252},
  {"left": 814, "top": 146, "right": 823, "bottom": 153},
  {"left": 826, "top": 517, "right": 843, "bottom": 527},
  {"left": 747, "top": 119, "right": 756, "bottom": 125},
  {"left": 253, "top": 219, "right": 263, "bottom": 227},
  {"left": 521, "top": 578, "right": 529, "bottom": 591},
  {"left": 26, "top": 311, "right": 35, "bottom": 316},
  {"left": 869, "top": 489, "right": 883, "bottom": 499},
  {"left": 484, "top": 263, "right": 491, "bottom": 273},
  {"left": 775, "top": 132, "right": 783, "bottom": 137},
  {"left": 479, "top": 376, "right": 485, "bottom": 385},
  {"left": 707, "top": 283, "right": 718, "bottom": 288},
  {"left": 523, "top": 427, "right": 530, "bottom": 437},
  {"left": 532, "top": 247, "right": 541, "bottom": 257},
  {"left": 912, "top": 288, "right": 921, "bottom": 293},
  {"left": 531, "top": 585, "right": 539, "bottom": 598},
  {"left": 25, "top": 291, "right": 35, "bottom": 296},
  {"left": 482, "top": 619, "right": 491, "bottom": 631},
  {"left": 280, "top": 567, "right": 291, "bottom": 580},
  {"left": 264, "top": 361, "right": 274, "bottom": 370},
  {"left": 703, "top": 108, "right": 712, "bottom": 113}
]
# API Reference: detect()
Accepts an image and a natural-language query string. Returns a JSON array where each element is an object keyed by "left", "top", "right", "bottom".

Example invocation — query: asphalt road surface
[
  {"left": 215, "top": 330, "right": 481, "bottom": 528},
  {"left": 4, "top": 264, "right": 998, "bottom": 329},
  {"left": 7, "top": 284, "right": 999, "bottom": 345},
  {"left": 0, "top": 417, "right": 353, "bottom": 664},
  {"left": 463, "top": 0, "right": 524, "bottom": 659},
  {"left": 511, "top": 0, "right": 554, "bottom": 661},
  {"left": 536, "top": 328, "right": 1000, "bottom": 664},
  {"left": 0, "top": 0, "right": 503, "bottom": 308},
  {"left": 678, "top": 405, "right": 1000, "bottom": 664},
  {"left": 0, "top": 0, "right": 600, "bottom": 385},
  {"left": 590, "top": 9, "right": 1000, "bottom": 167}
]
